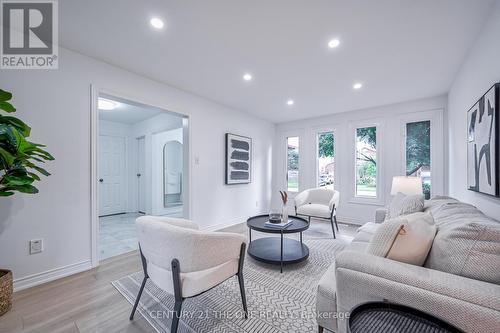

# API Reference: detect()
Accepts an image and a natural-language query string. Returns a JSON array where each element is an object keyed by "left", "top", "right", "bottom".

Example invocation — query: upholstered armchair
[
  {"left": 130, "top": 216, "right": 248, "bottom": 333},
  {"left": 294, "top": 188, "right": 340, "bottom": 238}
]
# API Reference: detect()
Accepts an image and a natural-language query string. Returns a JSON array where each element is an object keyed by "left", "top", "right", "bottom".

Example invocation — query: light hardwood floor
[
  {"left": 0, "top": 251, "right": 151, "bottom": 333},
  {"left": 0, "top": 220, "right": 358, "bottom": 333}
]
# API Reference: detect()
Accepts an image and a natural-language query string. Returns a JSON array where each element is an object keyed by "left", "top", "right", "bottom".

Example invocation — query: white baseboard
[
  {"left": 200, "top": 212, "right": 267, "bottom": 232},
  {"left": 336, "top": 215, "right": 364, "bottom": 226},
  {"left": 13, "top": 260, "right": 92, "bottom": 292}
]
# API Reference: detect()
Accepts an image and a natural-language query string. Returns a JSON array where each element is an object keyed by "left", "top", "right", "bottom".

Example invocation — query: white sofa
[
  {"left": 316, "top": 197, "right": 500, "bottom": 333},
  {"left": 130, "top": 216, "right": 248, "bottom": 333},
  {"left": 294, "top": 187, "right": 340, "bottom": 238}
]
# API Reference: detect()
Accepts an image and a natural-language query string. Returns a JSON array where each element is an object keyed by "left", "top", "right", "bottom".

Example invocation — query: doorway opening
[{"left": 96, "top": 93, "right": 189, "bottom": 261}]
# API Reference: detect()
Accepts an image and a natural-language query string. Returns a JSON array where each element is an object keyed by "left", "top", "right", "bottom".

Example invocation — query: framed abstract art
[
  {"left": 467, "top": 83, "right": 499, "bottom": 197},
  {"left": 225, "top": 133, "right": 252, "bottom": 185}
]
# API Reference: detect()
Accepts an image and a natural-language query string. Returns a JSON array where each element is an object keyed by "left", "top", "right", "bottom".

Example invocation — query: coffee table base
[{"left": 248, "top": 237, "right": 309, "bottom": 272}]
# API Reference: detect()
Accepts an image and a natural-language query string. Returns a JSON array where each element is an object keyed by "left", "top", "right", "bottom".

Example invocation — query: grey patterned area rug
[{"left": 113, "top": 238, "right": 346, "bottom": 333}]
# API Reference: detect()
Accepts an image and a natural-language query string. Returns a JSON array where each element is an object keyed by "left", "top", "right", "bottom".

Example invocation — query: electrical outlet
[
  {"left": 255, "top": 201, "right": 259, "bottom": 207},
  {"left": 29, "top": 239, "right": 43, "bottom": 254}
]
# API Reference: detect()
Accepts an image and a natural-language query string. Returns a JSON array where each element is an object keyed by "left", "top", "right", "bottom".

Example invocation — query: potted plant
[{"left": 0, "top": 88, "right": 54, "bottom": 316}]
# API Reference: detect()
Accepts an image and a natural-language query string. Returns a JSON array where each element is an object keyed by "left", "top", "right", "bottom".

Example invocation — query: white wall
[
  {"left": 448, "top": 1, "right": 500, "bottom": 221},
  {"left": 274, "top": 96, "right": 446, "bottom": 224},
  {"left": 0, "top": 47, "right": 274, "bottom": 290}
]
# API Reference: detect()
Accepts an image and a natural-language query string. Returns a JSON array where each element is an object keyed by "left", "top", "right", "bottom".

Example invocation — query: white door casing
[
  {"left": 99, "top": 135, "right": 126, "bottom": 216},
  {"left": 137, "top": 137, "right": 146, "bottom": 213}
]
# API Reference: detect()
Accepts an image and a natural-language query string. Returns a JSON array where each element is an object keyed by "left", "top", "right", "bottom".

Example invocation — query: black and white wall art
[
  {"left": 467, "top": 83, "right": 499, "bottom": 197},
  {"left": 225, "top": 133, "right": 252, "bottom": 184}
]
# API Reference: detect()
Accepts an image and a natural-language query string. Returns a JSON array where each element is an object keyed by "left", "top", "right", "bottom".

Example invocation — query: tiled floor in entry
[
  {"left": 99, "top": 212, "right": 143, "bottom": 260},
  {"left": 99, "top": 206, "right": 184, "bottom": 260}
]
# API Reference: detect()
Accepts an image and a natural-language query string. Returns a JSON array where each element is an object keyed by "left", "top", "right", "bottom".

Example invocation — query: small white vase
[{"left": 282, "top": 204, "right": 288, "bottom": 223}]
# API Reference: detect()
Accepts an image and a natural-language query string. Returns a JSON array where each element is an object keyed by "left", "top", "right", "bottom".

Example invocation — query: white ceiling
[
  {"left": 98, "top": 95, "right": 163, "bottom": 124},
  {"left": 61, "top": 0, "right": 495, "bottom": 123}
]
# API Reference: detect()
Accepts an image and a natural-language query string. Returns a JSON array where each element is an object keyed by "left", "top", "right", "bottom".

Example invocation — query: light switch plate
[{"left": 30, "top": 239, "right": 43, "bottom": 254}]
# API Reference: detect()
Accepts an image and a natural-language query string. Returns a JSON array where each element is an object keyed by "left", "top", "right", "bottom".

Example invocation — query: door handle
[{"left": 99, "top": 179, "right": 103, "bottom": 182}]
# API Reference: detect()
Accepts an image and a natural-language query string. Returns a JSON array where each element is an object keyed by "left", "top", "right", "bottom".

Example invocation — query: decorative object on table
[
  {"left": 225, "top": 133, "right": 252, "bottom": 184},
  {"left": 467, "top": 83, "right": 499, "bottom": 197},
  {"left": 0, "top": 89, "right": 55, "bottom": 317},
  {"left": 348, "top": 302, "right": 462, "bottom": 333},
  {"left": 268, "top": 207, "right": 282, "bottom": 223},
  {"left": 247, "top": 214, "right": 309, "bottom": 273},
  {"left": 264, "top": 218, "right": 293, "bottom": 229},
  {"left": 279, "top": 190, "right": 288, "bottom": 223},
  {"left": 294, "top": 187, "right": 340, "bottom": 238}
]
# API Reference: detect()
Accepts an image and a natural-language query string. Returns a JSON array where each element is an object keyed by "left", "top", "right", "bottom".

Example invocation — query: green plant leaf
[
  {"left": 9, "top": 184, "right": 38, "bottom": 194},
  {"left": 0, "top": 101, "right": 16, "bottom": 113},
  {"left": 0, "top": 90, "right": 12, "bottom": 102},
  {"left": 2, "top": 175, "right": 34, "bottom": 186},
  {"left": 0, "top": 115, "right": 30, "bottom": 136},
  {"left": 28, "top": 172, "right": 40, "bottom": 181},
  {"left": 0, "top": 88, "right": 53, "bottom": 197},
  {"left": 0, "top": 146, "right": 15, "bottom": 166}
]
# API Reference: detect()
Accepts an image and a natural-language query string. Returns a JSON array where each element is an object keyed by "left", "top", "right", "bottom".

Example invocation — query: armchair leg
[
  {"left": 238, "top": 243, "right": 248, "bottom": 318},
  {"left": 334, "top": 215, "right": 339, "bottom": 231},
  {"left": 171, "top": 258, "right": 184, "bottom": 333},
  {"left": 329, "top": 217, "right": 336, "bottom": 239},
  {"left": 130, "top": 245, "right": 149, "bottom": 320},
  {"left": 318, "top": 325, "right": 324, "bottom": 333},
  {"left": 129, "top": 276, "right": 147, "bottom": 320},
  {"left": 171, "top": 300, "right": 183, "bottom": 333}
]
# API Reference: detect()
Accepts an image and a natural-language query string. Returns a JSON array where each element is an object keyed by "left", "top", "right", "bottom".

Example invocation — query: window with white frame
[
  {"left": 317, "top": 131, "right": 335, "bottom": 189},
  {"left": 286, "top": 136, "right": 299, "bottom": 192},
  {"left": 355, "top": 126, "right": 377, "bottom": 197},
  {"left": 405, "top": 120, "right": 431, "bottom": 199}
]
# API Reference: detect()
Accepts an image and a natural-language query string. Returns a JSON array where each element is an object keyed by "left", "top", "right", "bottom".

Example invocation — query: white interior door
[
  {"left": 137, "top": 137, "right": 146, "bottom": 213},
  {"left": 99, "top": 135, "right": 126, "bottom": 216}
]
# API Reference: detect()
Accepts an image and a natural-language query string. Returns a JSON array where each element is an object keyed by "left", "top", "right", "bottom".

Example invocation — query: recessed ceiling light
[
  {"left": 150, "top": 17, "right": 164, "bottom": 29},
  {"left": 98, "top": 98, "right": 118, "bottom": 110},
  {"left": 287, "top": 99, "right": 294, "bottom": 106},
  {"left": 353, "top": 83, "right": 363, "bottom": 90},
  {"left": 328, "top": 39, "right": 340, "bottom": 48},
  {"left": 243, "top": 73, "right": 252, "bottom": 81}
]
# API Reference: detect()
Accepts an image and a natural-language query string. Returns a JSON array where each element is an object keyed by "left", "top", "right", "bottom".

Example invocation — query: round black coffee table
[
  {"left": 348, "top": 302, "right": 463, "bottom": 333},
  {"left": 246, "top": 214, "right": 309, "bottom": 273}
]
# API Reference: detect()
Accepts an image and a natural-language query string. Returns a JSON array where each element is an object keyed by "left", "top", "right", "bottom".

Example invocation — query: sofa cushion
[
  {"left": 426, "top": 223, "right": 500, "bottom": 285},
  {"left": 348, "top": 222, "right": 379, "bottom": 252},
  {"left": 368, "top": 212, "right": 436, "bottom": 266},
  {"left": 296, "top": 203, "right": 330, "bottom": 218},
  {"left": 355, "top": 222, "right": 379, "bottom": 242},
  {"left": 387, "top": 192, "right": 424, "bottom": 219},
  {"left": 316, "top": 263, "right": 338, "bottom": 332}
]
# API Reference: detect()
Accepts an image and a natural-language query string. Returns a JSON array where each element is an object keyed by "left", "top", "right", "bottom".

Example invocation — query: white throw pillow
[
  {"left": 367, "top": 212, "right": 437, "bottom": 266},
  {"left": 387, "top": 192, "right": 424, "bottom": 220}
]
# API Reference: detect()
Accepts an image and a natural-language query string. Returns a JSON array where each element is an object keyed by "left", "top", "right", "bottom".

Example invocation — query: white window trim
[
  {"left": 313, "top": 127, "right": 338, "bottom": 189},
  {"left": 282, "top": 130, "right": 304, "bottom": 194},
  {"left": 399, "top": 109, "right": 444, "bottom": 197},
  {"left": 349, "top": 119, "right": 385, "bottom": 206}
]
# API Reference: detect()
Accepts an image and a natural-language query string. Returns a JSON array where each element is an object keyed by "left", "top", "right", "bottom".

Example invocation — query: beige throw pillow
[
  {"left": 367, "top": 212, "right": 437, "bottom": 266},
  {"left": 387, "top": 192, "right": 424, "bottom": 220}
]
